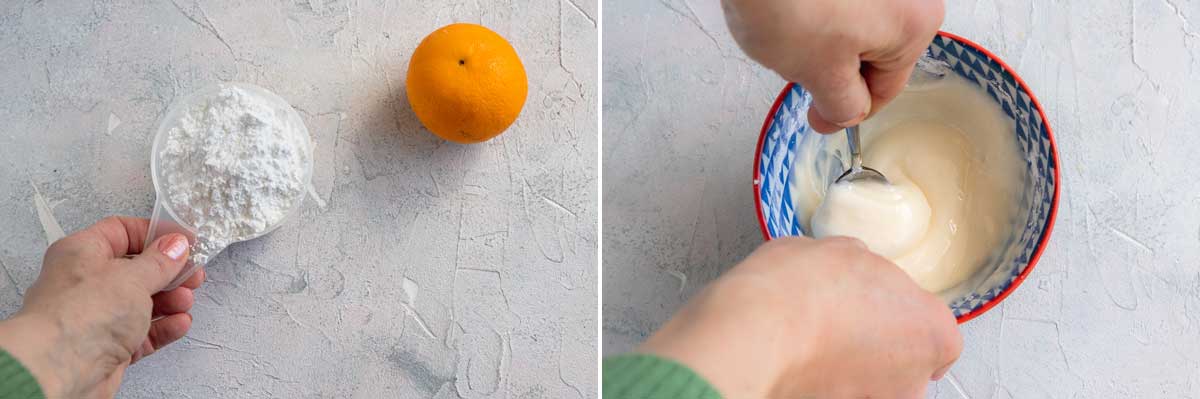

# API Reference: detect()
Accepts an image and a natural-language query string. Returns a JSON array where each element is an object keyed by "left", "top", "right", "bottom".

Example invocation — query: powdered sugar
[{"left": 158, "top": 84, "right": 311, "bottom": 265}]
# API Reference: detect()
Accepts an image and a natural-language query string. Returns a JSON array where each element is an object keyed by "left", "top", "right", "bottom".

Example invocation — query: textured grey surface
[
  {"left": 0, "top": 1, "right": 597, "bottom": 398},
  {"left": 604, "top": 0, "right": 1200, "bottom": 397}
]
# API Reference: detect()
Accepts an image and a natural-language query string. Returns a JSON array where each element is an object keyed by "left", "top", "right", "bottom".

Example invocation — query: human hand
[
  {"left": 639, "top": 236, "right": 961, "bottom": 398},
  {"left": 0, "top": 216, "right": 205, "bottom": 399},
  {"left": 722, "top": 0, "right": 944, "bottom": 133}
]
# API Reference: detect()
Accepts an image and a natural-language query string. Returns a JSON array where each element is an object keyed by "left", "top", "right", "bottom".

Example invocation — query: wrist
[{"left": 0, "top": 313, "right": 65, "bottom": 398}]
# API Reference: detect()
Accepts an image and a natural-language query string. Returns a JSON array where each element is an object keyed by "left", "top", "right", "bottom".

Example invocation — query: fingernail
[{"left": 160, "top": 235, "right": 189, "bottom": 260}]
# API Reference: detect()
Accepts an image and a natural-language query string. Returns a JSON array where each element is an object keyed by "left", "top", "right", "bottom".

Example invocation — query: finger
[
  {"left": 929, "top": 307, "right": 963, "bottom": 380},
  {"left": 83, "top": 216, "right": 152, "bottom": 258},
  {"left": 806, "top": 107, "right": 845, "bottom": 134},
  {"left": 862, "top": 60, "right": 918, "bottom": 117},
  {"left": 860, "top": 12, "right": 941, "bottom": 119},
  {"left": 145, "top": 312, "right": 194, "bottom": 360},
  {"left": 152, "top": 287, "right": 195, "bottom": 316},
  {"left": 931, "top": 363, "right": 952, "bottom": 381},
  {"left": 126, "top": 233, "right": 191, "bottom": 293},
  {"left": 150, "top": 313, "right": 192, "bottom": 351},
  {"left": 801, "top": 56, "right": 872, "bottom": 133},
  {"left": 934, "top": 327, "right": 963, "bottom": 378},
  {"left": 180, "top": 267, "right": 206, "bottom": 290},
  {"left": 131, "top": 337, "right": 154, "bottom": 364}
]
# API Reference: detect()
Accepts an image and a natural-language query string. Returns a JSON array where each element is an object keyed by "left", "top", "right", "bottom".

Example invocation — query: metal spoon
[{"left": 835, "top": 125, "right": 889, "bottom": 184}]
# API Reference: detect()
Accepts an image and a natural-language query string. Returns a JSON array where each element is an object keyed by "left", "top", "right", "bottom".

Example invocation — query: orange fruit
[{"left": 406, "top": 23, "right": 528, "bottom": 144}]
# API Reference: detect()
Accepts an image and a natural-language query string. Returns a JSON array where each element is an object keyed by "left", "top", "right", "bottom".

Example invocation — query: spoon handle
[{"left": 846, "top": 125, "right": 864, "bottom": 171}]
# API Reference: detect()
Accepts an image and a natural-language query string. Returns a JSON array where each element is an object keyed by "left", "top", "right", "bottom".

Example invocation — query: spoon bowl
[{"left": 834, "top": 125, "right": 889, "bottom": 185}]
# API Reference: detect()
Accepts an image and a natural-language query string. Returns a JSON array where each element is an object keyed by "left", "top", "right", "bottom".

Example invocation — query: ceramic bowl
[{"left": 752, "top": 31, "right": 1060, "bottom": 323}]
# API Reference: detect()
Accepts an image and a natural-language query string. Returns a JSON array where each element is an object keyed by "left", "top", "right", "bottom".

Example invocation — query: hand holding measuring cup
[
  {"left": 146, "top": 82, "right": 314, "bottom": 290},
  {"left": 0, "top": 83, "right": 311, "bottom": 399},
  {"left": 0, "top": 217, "right": 205, "bottom": 399}
]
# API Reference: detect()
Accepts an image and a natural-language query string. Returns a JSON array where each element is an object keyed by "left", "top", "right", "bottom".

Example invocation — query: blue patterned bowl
[{"left": 752, "top": 32, "right": 1060, "bottom": 323}]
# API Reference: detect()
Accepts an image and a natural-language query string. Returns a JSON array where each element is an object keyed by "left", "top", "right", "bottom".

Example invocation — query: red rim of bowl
[{"left": 751, "top": 30, "right": 1061, "bottom": 324}]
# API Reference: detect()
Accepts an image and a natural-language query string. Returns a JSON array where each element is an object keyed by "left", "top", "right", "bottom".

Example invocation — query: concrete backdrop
[
  {"left": 0, "top": 0, "right": 597, "bottom": 397},
  {"left": 603, "top": 0, "right": 1200, "bottom": 397}
]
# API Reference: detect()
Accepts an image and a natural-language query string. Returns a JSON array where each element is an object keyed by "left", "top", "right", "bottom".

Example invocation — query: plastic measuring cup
[{"left": 146, "top": 82, "right": 314, "bottom": 291}]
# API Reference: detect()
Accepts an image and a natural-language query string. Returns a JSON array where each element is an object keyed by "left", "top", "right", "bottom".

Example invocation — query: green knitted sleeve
[
  {"left": 0, "top": 349, "right": 43, "bottom": 399},
  {"left": 603, "top": 354, "right": 721, "bottom": 399}
]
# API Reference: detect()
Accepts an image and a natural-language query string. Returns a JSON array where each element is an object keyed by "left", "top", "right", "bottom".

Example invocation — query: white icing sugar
[{"left": 159, "top": 85, "right": 310, "bottom": 264}]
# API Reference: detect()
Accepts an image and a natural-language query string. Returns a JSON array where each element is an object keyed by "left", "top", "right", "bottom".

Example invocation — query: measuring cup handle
[{"left": 146, "top": 200, "right": 200, "bottom": 291}]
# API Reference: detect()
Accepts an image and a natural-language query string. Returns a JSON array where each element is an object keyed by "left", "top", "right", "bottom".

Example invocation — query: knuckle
[
  {"left": 45, "top": 235, "right": 76, "bottom": 255},
  {"left": 924, "top": 298, "right": 962, "bottom": 357},
  {"left": 932, "top": 323, "right": 964, "bottom": 366},
  {"left": 946, "top": 328, "right": 964, "bottom": 356},
  {"left": 923, "top": 0, "right": 946, "bottom": 28},
  {"left": 903, "top": 0, "right": 945, "bottom": 35},
  {"left": 45, "top": 234, "right": 94, "bottom": 261},
  {"left": 88, "top": 235, "right": 110, "bottom": 256},
  {"left": 145, "top": 251, "right": 172, "bottom": 269},
  {"left": 98, "top": 215, "right": 123, "bottom": 227}
]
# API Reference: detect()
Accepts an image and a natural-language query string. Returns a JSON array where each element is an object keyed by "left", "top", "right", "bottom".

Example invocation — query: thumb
[
  {"left": 802, "top": 56, "right": 872, "bottom": 133},
  {"left": 128, "top": 233, "right": 190, "bottom": 293}
]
